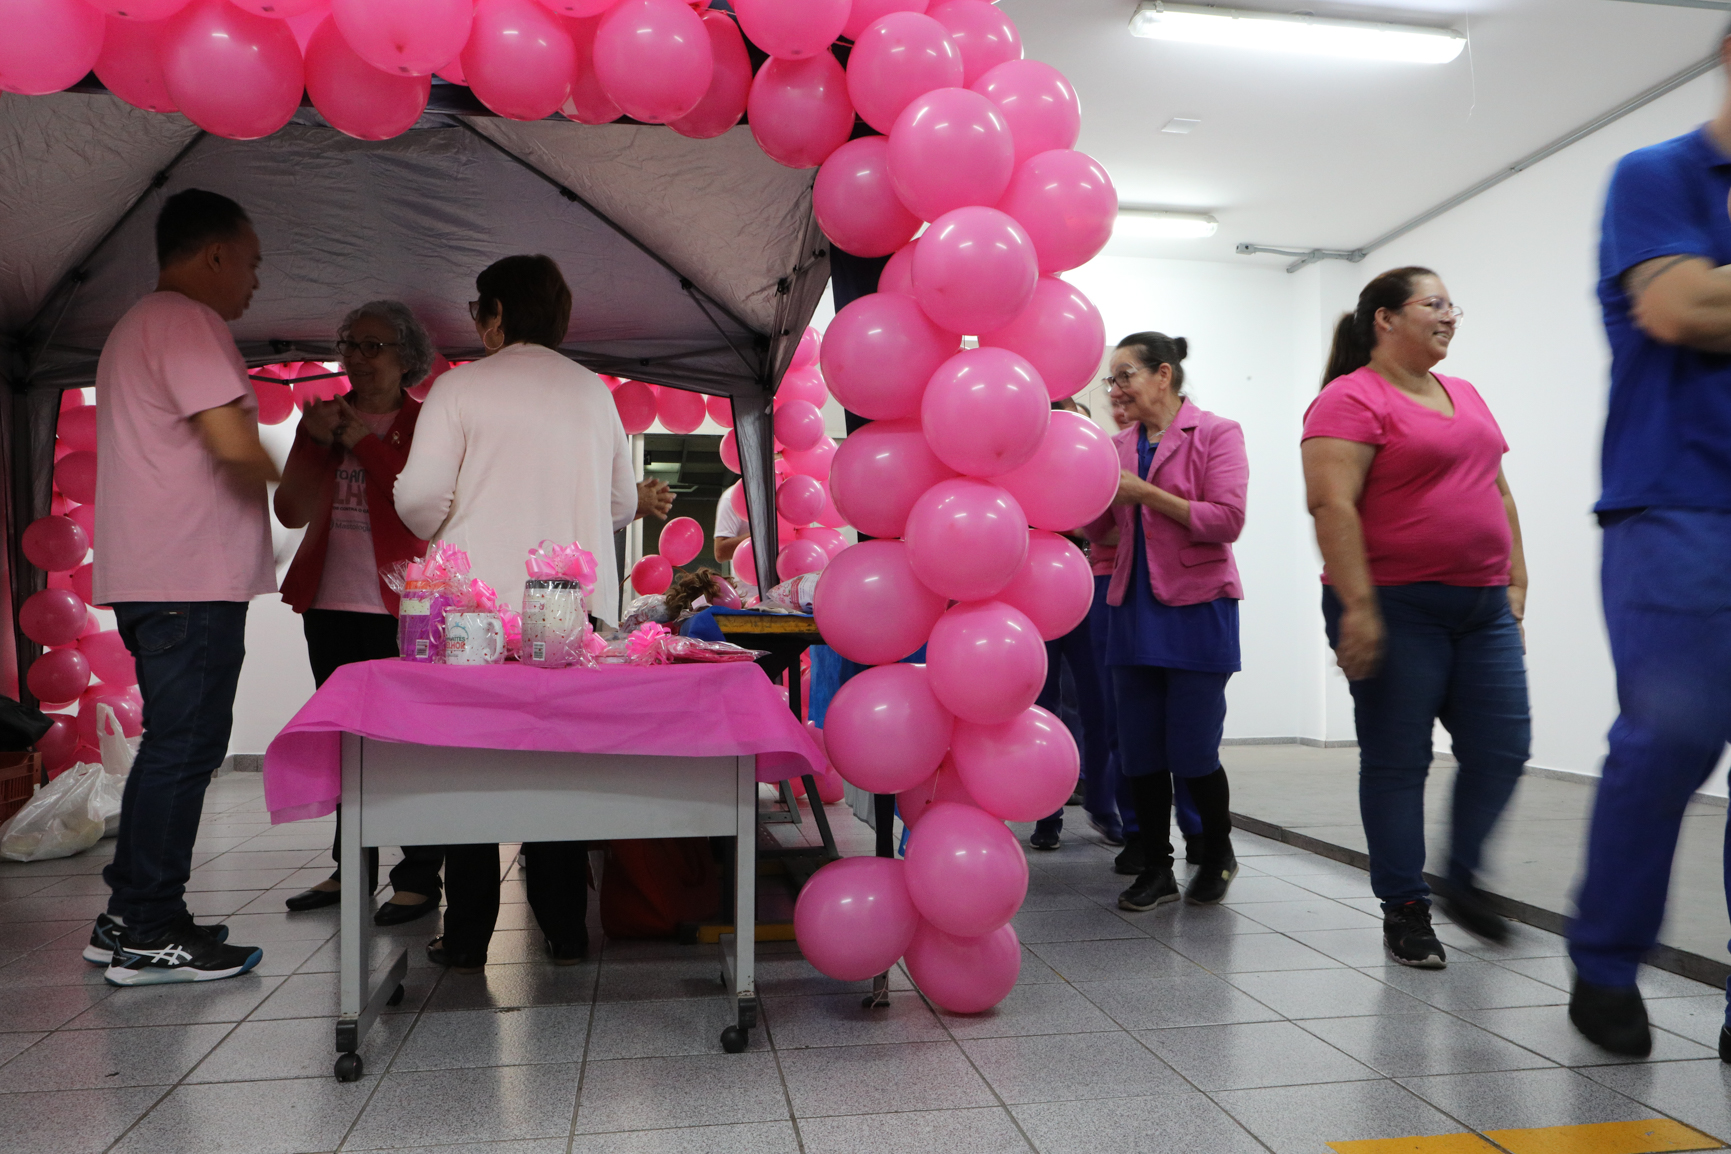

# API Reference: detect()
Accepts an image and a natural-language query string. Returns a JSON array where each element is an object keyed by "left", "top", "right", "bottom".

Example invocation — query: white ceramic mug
[{"left": 444, "top": 612, "right": 505, "bottom": 665}]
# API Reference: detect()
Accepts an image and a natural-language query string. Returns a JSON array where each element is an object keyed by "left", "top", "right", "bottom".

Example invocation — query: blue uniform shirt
[{"left": 1597, "top": 125, "right": 1731, "bottom": 512}]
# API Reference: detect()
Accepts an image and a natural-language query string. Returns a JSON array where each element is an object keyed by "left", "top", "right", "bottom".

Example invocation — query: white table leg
[
  {"left": 334, "top": 733, "right": 407, "bottom": 1082},
  {"left": 719, "top": 755, "right": 757, "bottom": 1053}
]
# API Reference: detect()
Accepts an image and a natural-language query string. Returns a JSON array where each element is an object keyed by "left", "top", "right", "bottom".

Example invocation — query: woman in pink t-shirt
[{"left": 1302, "top": 267, "right": 1530, "bottom": 970}]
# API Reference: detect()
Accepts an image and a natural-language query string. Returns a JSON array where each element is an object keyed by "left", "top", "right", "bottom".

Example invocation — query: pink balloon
[
  {"left": 285, "top": 3, "right": 329, "bottom": 51},
  {"left": 613, "top": 380, "right": 657, "bottom": 435},
  {"left": 232, "top": 0, "right": 322, "bottom": 15},
  {"left": 773, "top": 399, "right": 825, "bottom": 452},
  {"left": 705, "top": 394, "right": 734, "bottom": 429},
  {"left": 953, "top": 704, "right": 1080, "bottom": 822},
  {"left": 904, "top": 919, "right": 1020, "bottom": 1013},
  {"left": 538, "top": 0, "right": 615, "bottom": 16},
  {"left": 655, "top": 386, "right": 707, "bottom": 434},
  {"left": 66, "top": 503, "right": 96, "bottom": 551},
  {"left": 794, "top": 856, "right": 920, "bottom": 981},
  {"left": 28, "top": 648, "right": 91, "bottom": 705},
  {"left": 997, "top": 149, "right": 1118, "bottom": 274},
  {"left": 817, "top": 487, "right": 848, "bottom": 529},
  {"left": 814, "top": 767, "right": 845, "bottom": 803},
  {"left": 776, "top": 539, "right": 828, "bottom": 581},
  {"left": 668, "top": 8, "right": 750, "bottom": 138},
  {"left": 22, "top": 516, "right": 89, "bottom": 573},
  {"left": 19, "top": 590, "right": 88, "bottom": 648},
  {"left": 720, "top": 427, "right": 741, "bottom": 473},
  {"left": 994, "top": 531, "right": 1092, "bottom": 641},
  {"left": 829, "top": 417, "right": 956, "bottom": 539},
  {"left": 920, "top": 347, "right": 1049, "bottom": 478},
  {"left": 561, "top": 13, "right": 622, "bottom": 123},
  {"left": 631, "top": 554, "right": 673, "bottom": 595},
  {"left": 843, "top": 0, "right": 928, "bottom": 39},
  {"left": 330, "top": 0, "right": 473, "bottom": 75},
  {"left": 822, "top": 662, "right": 953, "bottom": 793},
  {"left": 846, "top": 11, "right": 961, "bottom": 134},
  {"left": 595, "top": 0, "right": 712, "bottom": 123},
  {"left": 162, "top": 0, "right": 304, "bottom": 138},
  {"left": 912, "top": 206, "right": 1038, "bottom": 335},
  {"left": 979, "top": 275, "right": 1105, "bottom": 400},
  {"left": 748, "top": 51, "right": 854, "bottom": 170},
  {"left": 777, "top": 366, "right": 828, "bottom": 409},
  {"left": 820, "top": 292, "right": 958, "bottom": 421},
  {"left": 55, "top": 451, "right": 98, "bottom": 506},
  {"left": 84, "top": 0, "right": 189, "bottom": 18},
  {"left": 928, "top": 0, "right": 1019, "bottom": 85},
  {"left": 777, "top": 473, "right": 825, "bottom": 525},
  {"left": 71, "top": 562, "right": 95, "bottom": 606},
  {"left": 462, "top": 0, "right": 575, "bottom": 121},
  {"left": 812, "top": 540, "right": 946, "bottom": 665},
  {"left": 813, "top": 136, "right": 922, "bottom": 260},
  {"left": 80, "top": 630, "right": 136, "bottom": 686},
  {"left": 783, "top": 436, "right": 836, "bottom": 480},
  {"left": 93, "top": 15, "right": 178, "bottom": 112},
  {"left": 2, "top": 0, "right": 104, "bottom": 94},
  {"left": 896, "top": 754, "right": 977, "bottom": 829},
  {"left": 797, "top": 526, "right": 846, "bottom": 559},
  {"left": 902, "top": 477, "right": 1028, "bottom": 602},
  {"left": 887, "top": 87, "right": 1013, "bottom": 222},
  {"left": 709, "top": 575, "right": 742, "bottom": 608},
  {"left": 253, "top": 378, "right": 296, "bottom": 425},
  {"left": 972, "top": 58, "right": 1079, "bottom": 167},
  {"left": 904, "top": 801, "right": 1027, "bottom": 935},
  {"left": 733, "top": 0, "right": 847, "bottom": 60},
  {"left": 305, "top": 15, "right": 430, "bottom": 139},
  {"left": 790, "top": 327, "right": 821, "bottom": 372},
  {"left": 79, "top": 689, "right": 144, "bottom": 745},
  {"left": 38, "top": 715, "right": 78, "bottom": 774},
  {"left": 878, "top": 242, "right": 916, "bottom": 295},
  {"left": 925, "top": 599, "right": 1045, "bottom": 724},
  {"left": 996, "top": 409, "right": 1120, "bottom": 533},
  {"left": 293, "top": 370, "right": 350, "bottom": 406},
  {"left": 658, "top": 516, "right": 704, "bottom": 566}
]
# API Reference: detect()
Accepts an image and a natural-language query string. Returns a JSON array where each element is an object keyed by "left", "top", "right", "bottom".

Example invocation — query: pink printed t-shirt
[
  {"left": 1302, "top": 367, "right": 1511, "bottom": 587},
  {"left": 93, "top": 292, "right": 277, "bottom": 604},
  {"left": 313, "top": 409, "right": 398, "bottom": 614}
]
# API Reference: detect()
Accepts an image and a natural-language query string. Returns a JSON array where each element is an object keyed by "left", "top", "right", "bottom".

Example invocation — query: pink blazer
[{"left": 1085, "top": 399, "right": 1248, "bottom": 607}]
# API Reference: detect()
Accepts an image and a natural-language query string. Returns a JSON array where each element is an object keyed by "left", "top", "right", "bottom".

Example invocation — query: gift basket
[
  {"left": 388, "top": 541, "right": 470, "bottom": 663},
  {"left": 522, "top": 540, "right": 600, "bottom": 669}
]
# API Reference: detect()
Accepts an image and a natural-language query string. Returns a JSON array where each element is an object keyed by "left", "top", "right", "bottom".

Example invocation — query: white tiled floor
[{"left": 0, "top": 773, "right": 1727, "bottom": 1154}]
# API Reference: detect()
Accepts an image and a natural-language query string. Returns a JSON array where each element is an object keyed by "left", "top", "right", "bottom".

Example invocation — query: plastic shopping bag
[
  {"left": 94, "top": 704, "right": 135, "bottom": 837},
  {"left": 0, "top": 760, "right": 106, "bottom": 861}
]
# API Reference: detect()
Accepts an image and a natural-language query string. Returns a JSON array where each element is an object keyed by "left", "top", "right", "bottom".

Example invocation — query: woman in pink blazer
[{"left": 1086, "top": 332, "right": 1248, "bottom": 913}]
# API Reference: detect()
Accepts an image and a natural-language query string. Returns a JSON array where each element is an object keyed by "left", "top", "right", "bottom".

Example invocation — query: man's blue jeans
[
  {"left": 104, "top": 602, "right": 248, "bottom": 940},
  {"left": 1322, "top": 583, "right": 1529, "bottom": 909},
  {"left": 1570, "top": 508, "right": 1731, "bottom": 994}
]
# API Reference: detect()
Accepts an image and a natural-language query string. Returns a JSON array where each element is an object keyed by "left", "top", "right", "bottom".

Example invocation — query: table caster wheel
[
  {"left": 720, "top": 1026, "right": 748, "bottom": 1054},
  {"left": 386, "top": 983, "right": 405, "bottom": 1007},
  {"left": 334, "top": 1053, "right": 363, "bottom": 1082}
]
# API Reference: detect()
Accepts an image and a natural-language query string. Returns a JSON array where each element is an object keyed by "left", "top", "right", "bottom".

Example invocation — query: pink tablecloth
[{"left": 262, "top": 659, "right": 826, "bottom": 824}]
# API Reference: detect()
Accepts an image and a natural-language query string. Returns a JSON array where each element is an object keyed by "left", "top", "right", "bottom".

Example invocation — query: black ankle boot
[{"left": 1569, "top": 978, "right": 1651, "bottom": 1057}]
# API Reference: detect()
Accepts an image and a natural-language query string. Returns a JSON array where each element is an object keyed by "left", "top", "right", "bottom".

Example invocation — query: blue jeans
[
  {"left": 104, "top": 602, "right": 248, "bottom": 940},
  {"left": 1035, "top": 615, "right": 1112, "bottom": 831},
  {"left": 1570, "top": 509, "right": 1731, "bottom": 996},
  {"left": 1322, "top": 583, "right": 1529, "bottom": 909}
]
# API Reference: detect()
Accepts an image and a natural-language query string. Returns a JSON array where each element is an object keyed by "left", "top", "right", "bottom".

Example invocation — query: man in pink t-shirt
[{"left": 89, "top": 189, "right": 280, "bottom": 987}]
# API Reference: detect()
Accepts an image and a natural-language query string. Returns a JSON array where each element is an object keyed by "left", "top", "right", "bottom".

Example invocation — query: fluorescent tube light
[
  {"left": 1117, "top": 210, "right": 1219, "bottom": 240},
  {"left": 1129, "top": 2, "right": 1466, "bottom": 65}
]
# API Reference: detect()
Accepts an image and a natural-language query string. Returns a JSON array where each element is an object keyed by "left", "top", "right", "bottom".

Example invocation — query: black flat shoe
[
  {"left": 544, "top": 933, "right": 589, "bottom": 966},
  {"left": 284, "top": 886, "right": 342, "bottom": 912},
  {"left": 1569, "top": 978, "right": 1651, "bottom": 1057},
  {"left": 373, "top": 896, "right": 439, "bottom": 927},
  {"left": 1118, "top": 868, "right": 1179, "bottom": 912},
  {"left": 426, "top": 936, "right": 486, "bottom": 974}
]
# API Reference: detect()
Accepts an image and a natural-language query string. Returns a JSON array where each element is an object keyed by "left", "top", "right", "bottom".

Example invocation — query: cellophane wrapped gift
[
  {"left": 762, "top": 572, "right": 819, "bottom": 614},
  {"left": 522, "top": 540, "right": 599, "bottom": 669},
  {"left": 621, "top": 622, "right": 766, "bottom": 665},
  {"left": 386, "top": 542, "right": 471, "bottom": 662}
]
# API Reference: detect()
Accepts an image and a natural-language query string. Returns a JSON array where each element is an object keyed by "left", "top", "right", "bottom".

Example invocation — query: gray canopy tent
[{"left": 0, "top": 90, "right": 831, "bottom": 704}]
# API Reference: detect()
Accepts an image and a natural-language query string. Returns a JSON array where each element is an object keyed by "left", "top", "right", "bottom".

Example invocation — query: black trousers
[
  {"left": 442, "top": 841, "right": 589, "bottom": 962},
  {"left": 303, "top": 609, "right": 444, "bottom": 898}
]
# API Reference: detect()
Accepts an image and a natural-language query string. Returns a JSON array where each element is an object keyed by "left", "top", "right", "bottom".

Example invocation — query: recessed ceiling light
[
  {"left": 1129, "top": 2, "right": 1467, "bottom": 65},
  {"left": 1117, "top": 209, "right": 1220, "bottom": 240},
  {"left": 1162, "top": 118, "right": 1201, "bottom": 134}
]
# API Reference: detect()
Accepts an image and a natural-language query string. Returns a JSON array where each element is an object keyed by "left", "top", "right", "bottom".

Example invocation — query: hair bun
[{"left": 1173, "top": 337, "right": 1188, "bottom": 361}]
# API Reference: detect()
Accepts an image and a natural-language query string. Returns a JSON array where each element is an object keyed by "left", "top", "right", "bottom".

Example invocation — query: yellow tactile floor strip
[{"left": 1329, "top": 1119, "right": 1727, "bottom": 1154}]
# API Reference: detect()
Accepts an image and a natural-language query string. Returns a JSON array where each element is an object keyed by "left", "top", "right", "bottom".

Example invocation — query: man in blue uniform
[{"left": 1573, "top": 26, "right": 1731, "bottom": 1060}]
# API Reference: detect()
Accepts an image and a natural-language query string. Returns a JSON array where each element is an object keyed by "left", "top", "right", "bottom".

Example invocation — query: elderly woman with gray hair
[{"left": 275, "top": 299, "right": 443, "bottom": 924}]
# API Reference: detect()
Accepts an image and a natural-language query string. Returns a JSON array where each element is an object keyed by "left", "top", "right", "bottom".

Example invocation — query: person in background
[
  {"left": 89, "top": 188, "right": 276, "bottom": 985},
  {"left": 1303, "top": 266, "right": 1529, "bottom": 971},
  {"left": 714, "top": 479, "right": 749, "bottom": 575},
  {"left": 274, "top": 301, "right": 443, "bottom": 927},
  {"left": 1570, "top": 39, "right": 1731, "bottom": 1060},
  {"left": 1086, "top": 333, "right": 1246, "bottom": 911},
  {"left": 395, "top": 254, "right": 673, "bottom": 972}
]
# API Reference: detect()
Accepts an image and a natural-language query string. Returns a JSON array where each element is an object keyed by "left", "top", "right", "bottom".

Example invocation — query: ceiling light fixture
[
  {"left": 1129, "top": 2, "right": 1467, "bottom": 65},
  {"left": 1116, "top": 209, "right": 1220, "bottom": 240}
]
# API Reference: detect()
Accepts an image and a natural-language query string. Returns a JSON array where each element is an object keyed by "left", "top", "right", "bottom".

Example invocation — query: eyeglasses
[
  {"left": 1101, "top": 365, "right": 1147, "bottom": 391},
  {"left": 335, "top": 339, "right": 400, "bottom": 359},
  {"left": 467, "top": 300, "right": 490, "bottom": 322},
  {"left": 1403, "top": 296, "right": 1464, "bottom": 322}
]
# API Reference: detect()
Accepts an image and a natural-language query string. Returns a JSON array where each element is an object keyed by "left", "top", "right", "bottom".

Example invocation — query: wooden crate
[{"left": 0, "top": 751, "right": 43, "bottom": 826}]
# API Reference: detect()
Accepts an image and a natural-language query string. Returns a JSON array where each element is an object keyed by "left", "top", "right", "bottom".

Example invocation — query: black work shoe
[
  {"left": 1383, "top": 900, "right": 1446, "bottom": 968},
  {"left": 1435, "top": 879, "right": 1508, "bottom": 944},
  {"left": 1569, "top": 978, "right": 1651, "bottom": 1057},
  {"left": 1719, "top": 1024, "right": 1730, "bottom": 1064},
  {"left": 1185, "top": 855, "right": 1238, "bottom": 905},
  {"left": 544, "top": 932, "right": 589, "bottom": 966},
  {"left": 86, "top": 913, "right": 228, "bottom": 966},
  {"left": 105, "top": 920, "right": 262, "bottom": 986},
  {"left": 1029, "top": 820, "right": 1061, "bottom": 851},
  {"left": 426, "top": 936, "right": 486, "bottom": 974},
  {"left": 1183, "top": 835, "right": 1204, "bottom": 865},
  {"left": 1118, "top": 868, "right": 1179, "bottom": 911},
  {"left": 373, "top": 895, "right": 440, "bottom": 927},
  {"left": 1113, "top": 834, "right": 1146, "bottom": 876},
  {"left": 284, "top": 886, "right": 342, "bottom": 912}
]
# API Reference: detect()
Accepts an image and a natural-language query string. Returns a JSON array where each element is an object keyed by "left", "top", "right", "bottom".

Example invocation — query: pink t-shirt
[
  {"left": 1302, "top": 367, "right": 1511, "bottom": 587},
  {"left": 313, "top": 409, "right": 399, "bottom": 615},
  {"left": 93, "top": 293, "right": 276, "bottom": 604}
]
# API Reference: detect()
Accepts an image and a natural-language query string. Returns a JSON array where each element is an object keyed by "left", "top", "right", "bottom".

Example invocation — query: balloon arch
[{"left": 2, "top": 0, "right": 1123, "bottom": 1014}]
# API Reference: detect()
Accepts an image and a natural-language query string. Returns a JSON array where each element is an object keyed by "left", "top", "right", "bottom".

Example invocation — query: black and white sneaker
[
  {"left": 1383, "top": 900, "right": 1446, "bottom": 968},
  {"left": 1118, "top": 868, "right": 1180, "bottom": 911},
  {"left": 85, "top": 912, "right": 230, "bottom": 966},
  {"left": 104, "top": 920, "right": 262, "bottom": 986}
]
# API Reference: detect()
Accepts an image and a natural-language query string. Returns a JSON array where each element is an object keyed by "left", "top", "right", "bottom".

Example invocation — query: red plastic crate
[{"left": 0, "top": 752, "right": 43, "bottom": 826}]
